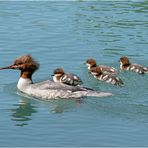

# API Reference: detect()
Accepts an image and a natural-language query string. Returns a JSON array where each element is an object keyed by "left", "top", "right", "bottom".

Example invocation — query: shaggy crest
[{"left": 13, "top": 54, "right": 39, "bottom": 73}]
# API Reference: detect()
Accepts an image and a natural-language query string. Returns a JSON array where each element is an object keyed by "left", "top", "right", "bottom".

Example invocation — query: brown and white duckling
[
  {"left": 85, "top": 58, "right": 117, "bottom": 74},
  {"left": 52, "top": 68, "right": 83, "bottom": 86},
  {"left": 119, "top": 56, "right": 148, "bottom": 74},
  {"left": 90, "top": 67, "right": 124, "bottom": 86}
]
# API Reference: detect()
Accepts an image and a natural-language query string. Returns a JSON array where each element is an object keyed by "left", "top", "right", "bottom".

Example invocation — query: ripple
[{"left": 1, "top": 1, "right": 148, "bottom": 146}]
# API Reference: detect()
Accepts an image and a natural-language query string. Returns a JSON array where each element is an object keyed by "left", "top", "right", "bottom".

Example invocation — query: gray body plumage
[{"left": 17, "top": 78, "right": 112, "bottom": 100}]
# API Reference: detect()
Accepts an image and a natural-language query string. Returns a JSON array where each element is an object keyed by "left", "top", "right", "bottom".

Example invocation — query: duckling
[
  {"left": 90, "top": 67, "right": 124, "bottom": 86},
  {"left": 119, "top": 56, "right": 148, "bottom": 74},
  {"left": 52, "top": 68, "right": 83, "bottom": 86},
  {"left": 85, "top": 58, "right": 117, "bottom": 74}
]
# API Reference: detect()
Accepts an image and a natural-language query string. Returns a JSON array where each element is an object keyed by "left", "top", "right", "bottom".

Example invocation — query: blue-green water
[{"left": 0, "top": 1, "right": 148, "bottom": 147}]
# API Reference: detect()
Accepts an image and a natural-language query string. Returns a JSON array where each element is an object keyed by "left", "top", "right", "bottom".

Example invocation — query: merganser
[
  {"left": 85, "top": 58, "right": 117, "bottom": 74},
  {"left": 52, "top": 68, "right": 83, "bottom": 86},
  {"left": 119, "top": 56, "right": 148, "bottom": 74},
  {"left": 90, "top": 67, "right": 124, "bottom": 86},
  {"left": 0, "top": 54, "right": 113, "bottom": 100}
]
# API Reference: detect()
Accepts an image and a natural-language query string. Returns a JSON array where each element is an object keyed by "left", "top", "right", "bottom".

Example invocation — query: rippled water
[{"left": 0, "top": 1, "right": 148, "bottom": 147}]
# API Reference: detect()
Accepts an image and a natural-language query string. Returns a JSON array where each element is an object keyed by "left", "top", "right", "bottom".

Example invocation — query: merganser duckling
[
  {"left": 0, "top": 54, "right": 113, "bottom": 100},
  {"left": 90, "top": 67, "right": 124, "bottom": 86},
  {"left": 85, "top": 58, "right": 117, "bottom": 74},
  {"left": 52, "top": 68, "right": 83, "bottom": 86},
  {"left": 119, "top": 56, "right": 148, "bottom": 74}
]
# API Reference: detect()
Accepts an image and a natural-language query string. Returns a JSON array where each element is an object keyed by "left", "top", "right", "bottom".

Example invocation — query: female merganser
[
  {"left": 0, "top": 54, "right": 112, "bottom": 100},
  {"left": 85, "top": 58, "right": 117, "bottom": 74},
  {"left": 52, "top": 68, "right": 83, "bottom": 86},
  {"left": 119, "top": 56, "right": 148, "bottom": 74},
  {"left": 90, "top": 67, "right": 124, "bottom": 86}
]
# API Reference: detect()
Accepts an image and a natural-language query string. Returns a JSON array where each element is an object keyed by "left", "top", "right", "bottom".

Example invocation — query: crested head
[
  {"left": 120, "top": 56, "right": 130, "bottom": 66},
  {"left": 13, "top": 54, "right": 39, "bottom": 73},
  {"left": 0, "top": 54, "right": 39, "bottom": 79}
]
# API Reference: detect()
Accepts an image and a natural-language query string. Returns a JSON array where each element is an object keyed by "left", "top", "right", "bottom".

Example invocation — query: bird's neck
[
  {"left": 88, "top": 64, "right": 96, "bottom": 70},
  {"left": 53, "top": 75, "right": 61, "bottom": 82},
  {"left": 17, "top": 77, "right": 33, "bottom": 91},
  {"left": 91, "top": 64, "right": 97, "bottom": 68},
  {"left": 17, "top": 71, "right": 33, "bottom": 91},
  {"left": 121, "top": 63, "right": 130, "bottom": 69},
  {"left": 20, "top": 71, "right": 33, "bottom": 79}
]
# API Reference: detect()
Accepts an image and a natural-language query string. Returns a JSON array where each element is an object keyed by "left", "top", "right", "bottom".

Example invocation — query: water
[{"left": 0, "top": 1, "right": 148, "bottom": 147}]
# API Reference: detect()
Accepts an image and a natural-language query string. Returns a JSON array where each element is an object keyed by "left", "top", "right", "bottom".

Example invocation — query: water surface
[{"left": 0, "top": 1, "right": 148, "bottom": 147}]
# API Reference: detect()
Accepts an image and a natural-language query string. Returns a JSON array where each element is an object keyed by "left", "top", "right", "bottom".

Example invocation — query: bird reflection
[
  {"left": 51, "top": 98, "right": 84, "bottom": 114},
  {"left": 10, "top": 96, "right": 84, "bottom": 126},
  {"left": 11, "top": 99, "right": 37, "bottom": 126}
]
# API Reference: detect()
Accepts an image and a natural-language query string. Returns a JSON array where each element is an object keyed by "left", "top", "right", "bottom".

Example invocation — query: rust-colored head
[
  {"left": 0, "top": 54, "right": 39, "bottom": 78},
  {"left": 85, "top": 59, "right": 97, "bottom": 68},
  {"left": 53, "top": 68, "right": 65, "bottom": 76},
  {"left": 119, "top": 56, "right": 130, "bottom": 66}
]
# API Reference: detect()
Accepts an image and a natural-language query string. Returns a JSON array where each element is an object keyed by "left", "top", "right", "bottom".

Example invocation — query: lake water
[{"left": 0, "top": 1, "right": 148, "bottom": 147}]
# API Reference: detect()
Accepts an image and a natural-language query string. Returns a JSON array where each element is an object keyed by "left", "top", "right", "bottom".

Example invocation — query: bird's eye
[{"left": 15, "top": 62, "right": 23, "bottom": 65}]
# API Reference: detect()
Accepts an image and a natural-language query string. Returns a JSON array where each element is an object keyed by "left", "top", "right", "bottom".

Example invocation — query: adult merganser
[
  {"left": 85, "top": 58, "right": 117, "bottom": 74},
  {"left": 0, "top": 54, "right": 112, "bottom": 100},
  {"left": 119, "top": 56, "right": 148, "bottom": 74},
  {"left": 90, "top": 67, "right": 124, "bottom": 86},
  {"left": 52, "top": 68, "right": 83, "bottom": 86}
]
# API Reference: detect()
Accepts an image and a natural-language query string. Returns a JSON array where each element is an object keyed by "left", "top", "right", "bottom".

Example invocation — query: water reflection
[
  {"left": 50, "top": 98, "right": 84, "bottom": 114},
  {"left": 10, "top": 95, "right": 85, "bottom": 126},
  {"left": 11, "top": 99, "right": 37, "bottom": 126}
]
